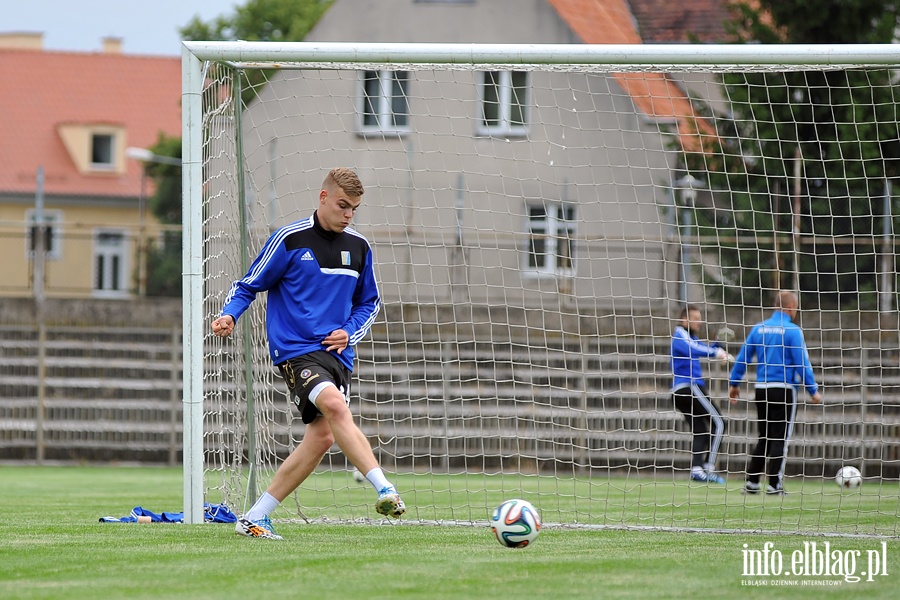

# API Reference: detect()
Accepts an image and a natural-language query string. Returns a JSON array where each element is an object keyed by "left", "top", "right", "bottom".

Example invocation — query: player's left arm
[
  {"left": 791, "top": 327, "right": 820, "bottom": 400},
  {"left": 344, "top": 246, "right": 381, "bottom": 347},
  {"left": 690, "top": 337, "right": 726, "bottom": 360}
]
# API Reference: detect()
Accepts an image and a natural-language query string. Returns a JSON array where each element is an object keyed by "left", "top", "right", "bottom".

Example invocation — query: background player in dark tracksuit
[
  {"left": 671, "top": 305, "right": 733, "bottom": 484},
  {"left": 211, "top": 168, "right": 405, "bottom": 539},
  {"left": 729, "top": 290, "right": 822, "bottom": 495}
]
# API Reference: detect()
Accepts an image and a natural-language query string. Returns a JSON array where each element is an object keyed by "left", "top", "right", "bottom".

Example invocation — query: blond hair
[{"left": 323, "top": 167, "right": 364, "bottom": 198}]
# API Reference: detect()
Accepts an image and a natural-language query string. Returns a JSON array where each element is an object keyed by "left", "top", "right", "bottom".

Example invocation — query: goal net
[{"left": 183, "top": 42, "right": 900, "bottom": 536}]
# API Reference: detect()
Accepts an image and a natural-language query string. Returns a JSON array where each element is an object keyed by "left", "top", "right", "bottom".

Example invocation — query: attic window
[{"left": 91, "top": 133, "right": 115, "bottom": 168}]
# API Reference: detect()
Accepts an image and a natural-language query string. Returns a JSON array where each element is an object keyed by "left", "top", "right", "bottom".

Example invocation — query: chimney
[
  {"left": 0, "top": 32, "right": 44, "bottom": 50},
  {"left": 101, "top": 36, "right": 123, "bottom": 54}
]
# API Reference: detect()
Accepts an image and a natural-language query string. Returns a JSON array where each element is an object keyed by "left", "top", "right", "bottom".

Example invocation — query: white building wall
[{"left": 238, "top": 0, "right": 690, "bottom": 310}]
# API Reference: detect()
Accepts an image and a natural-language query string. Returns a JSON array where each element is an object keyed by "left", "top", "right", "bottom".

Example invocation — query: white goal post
[{"left": 181, "top": 41, "right": 900, "bottom": 535}]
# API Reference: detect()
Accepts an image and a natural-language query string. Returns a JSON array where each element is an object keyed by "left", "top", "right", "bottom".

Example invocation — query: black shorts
[{"left": 277, "top": 351, "right": 351, "bottom": 424}]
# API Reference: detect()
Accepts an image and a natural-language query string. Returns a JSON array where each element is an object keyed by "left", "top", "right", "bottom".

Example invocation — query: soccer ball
[
  {"left": 350, "top": 468, "right": 366, "bottom": 483},
  {"left": 490, "top": 499, "right": 541, "bottom": 548},
  {"left": 835, "top": 466, "right": 862, "bottom": 489}
]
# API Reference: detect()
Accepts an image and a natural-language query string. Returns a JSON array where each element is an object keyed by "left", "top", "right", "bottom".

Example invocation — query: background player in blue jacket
[
  {"left": 211, "top": 168, "right": 405, "bottom": 539},
  {"left": 671, "top": 305, "right": 733, "bottom": 484},
  {"left": 729, "top": 290, "right": 822, "bottom": 495}
]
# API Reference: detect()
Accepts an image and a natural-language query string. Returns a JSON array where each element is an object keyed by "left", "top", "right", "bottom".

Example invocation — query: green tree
[
  {"left": 180, "top": 0, "right": 332, "bottom": 42},
  {"left": 144, "top": 134, "right": 182, "bottom": 298},
  {"left": 180, "top": 0, "right": 332, "bottom": 101},
  {"left": 729, "top": 0, "right": 899, "bottom": 45},
  {"left": 688, "top": 1, "right": 900, "bottom": 309},
  {"left": 151, "top": 1, "right": 331, "bottom": 297}
]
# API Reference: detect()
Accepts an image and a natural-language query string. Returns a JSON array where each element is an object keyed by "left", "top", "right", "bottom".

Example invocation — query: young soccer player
[{"left": 211, "top": 168, "right": 405, "bottom": 539}]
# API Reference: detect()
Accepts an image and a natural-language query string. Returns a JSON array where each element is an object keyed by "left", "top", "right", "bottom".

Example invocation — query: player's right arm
[
  {"left": 785, "top": 326, "right": 820, "bottom": 402},
  {"left": 215, "top": 229, "right": 292, "bottom": 330},
  {"left": 211, "top": 314, "right": 235, "bottom": 338},
  {"left": 728, "top": 325, "right": 759, "bottom": 399}
]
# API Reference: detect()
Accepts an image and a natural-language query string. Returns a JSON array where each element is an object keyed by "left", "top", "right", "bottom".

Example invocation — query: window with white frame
[
  {"left": 26, "top": 209, "right": 62, "bottom": 261},
  {"left": 524, "top": 202, "right": 576, "bottom": 276},
  {"left": 360, "top": 70, "right": 410, "bottom": 133},
  {"left": 91, "top": 133, "right": 115, "bottom": 169},
  {"left": 479, "top": 70, "right": 529, "bottom": 136},
  {"left": 93, "top": 229, "right": 128, "bottom": 296}
]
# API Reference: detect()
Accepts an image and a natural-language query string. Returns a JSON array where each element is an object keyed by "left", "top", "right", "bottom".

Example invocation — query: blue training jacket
[
  {"left": 671, "top": 326, "right": 721, "bottom": 390},
  {"left": 220, "top": 213, "right": 380, "bottom": 371},
  {"left": 728, "top": 310, "right": 818, "bottom": 397}
]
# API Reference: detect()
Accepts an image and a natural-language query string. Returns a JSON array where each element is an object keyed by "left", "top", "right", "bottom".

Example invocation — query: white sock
[
  {"left": 704, "top": 463, "right": 715, "bottom": 472},
  {"left": 365, "top": 467, "right": 394, "bottom": 493},
  {"left": 245, "top": 491, "right": 280, "bottom": 521}
]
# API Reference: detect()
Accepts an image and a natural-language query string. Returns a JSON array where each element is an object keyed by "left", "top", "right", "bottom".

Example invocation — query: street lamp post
[
  {"left": 125, "top": 147, "right": 182, "bottom": 296},
  {"left": 673, "top": 174, "right": 707, "bottom": 307}
]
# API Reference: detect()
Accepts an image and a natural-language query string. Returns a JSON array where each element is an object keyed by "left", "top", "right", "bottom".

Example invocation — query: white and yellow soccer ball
[
  {"left": 490, "top": 499, "right": 541, "bottom": 548},
  {"left": 835, "top": 466, "right": 862, "bottom": 489}
]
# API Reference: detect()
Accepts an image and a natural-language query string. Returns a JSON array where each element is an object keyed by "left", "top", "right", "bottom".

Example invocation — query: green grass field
[
  {"left": 2, "top": 465, "right": 899, "bottom": 599},
  {"left": 264, "top": 469, "right": 900, "bottom": 536}
]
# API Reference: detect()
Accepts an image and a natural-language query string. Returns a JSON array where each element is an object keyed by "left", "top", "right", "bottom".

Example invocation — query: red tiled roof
[
  {"left": 547, "top": 0, "right": 644, "bottom": 44},
  {"left": 628, "top": 0, "right": 732, "bottom": 43},
  {"left": 547, "top": 0, "right": 716, "bottom": 151},
  {"left": 0, "top": 49, "right": 181, "bottom": 198}
]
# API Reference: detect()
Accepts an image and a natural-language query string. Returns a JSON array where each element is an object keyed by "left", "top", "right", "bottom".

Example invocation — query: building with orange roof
[
  {"left": 223, "top": 0, "right": 730, "bottom": 308},
  {"left": 0, "top": 33, "right": 180, "bottom": 299},
  {"left": 0, "top": 1, "right": 733, "bottom": 305}
]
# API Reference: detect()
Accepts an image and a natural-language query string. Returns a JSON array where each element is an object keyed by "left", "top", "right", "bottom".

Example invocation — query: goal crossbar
[{"left": 183, "top": 41, "right": 900, "bottom": 67}]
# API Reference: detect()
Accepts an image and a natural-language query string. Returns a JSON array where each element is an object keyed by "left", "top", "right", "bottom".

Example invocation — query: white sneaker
[
  {"left": 766, "top": 484, "right": 786, "bottom": 496},
  {"left": 375, "top": 487, "right": 406, "bottom": 518},
  {"left": 234, "top": 516, "right": 283, "bottom": 540}
]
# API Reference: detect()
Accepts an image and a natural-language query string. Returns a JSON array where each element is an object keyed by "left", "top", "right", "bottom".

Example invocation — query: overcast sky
[{"left": 2, "top": 0, "right": 231, "bottom": 56}]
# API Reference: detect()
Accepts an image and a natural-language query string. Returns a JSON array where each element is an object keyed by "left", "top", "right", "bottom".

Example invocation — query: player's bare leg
[
  {"left": 235, "top": 419, "right": 334, "bottom": 540},
  {"left": 316, "top": 387, "right": 406, "bottom": 517},
  {"left": 265, "top": 418, "right": 334, "bottom": 500}
]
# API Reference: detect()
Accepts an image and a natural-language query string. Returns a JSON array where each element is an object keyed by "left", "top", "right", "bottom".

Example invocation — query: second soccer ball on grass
[{"left": 835, "top": 466, "right": 862, "bottom": 489}]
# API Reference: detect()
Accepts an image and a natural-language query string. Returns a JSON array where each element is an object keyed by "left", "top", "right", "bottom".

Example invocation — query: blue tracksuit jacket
[
  {"left": 220, "top": 213, "right": 380, "bottom": 371},
  {"left": 671, "top": 326, "right": 721, "bottom": 390},
  {"left": 728, "top": 311, "right": 818, "bottom": 397}
]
